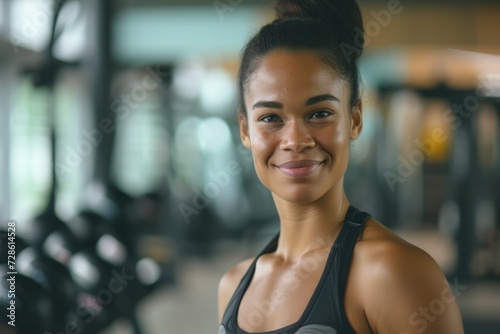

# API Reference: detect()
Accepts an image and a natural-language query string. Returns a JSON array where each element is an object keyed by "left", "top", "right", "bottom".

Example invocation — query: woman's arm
[{"left": 358, "top": 238, "right": 464, "bottom": 334}]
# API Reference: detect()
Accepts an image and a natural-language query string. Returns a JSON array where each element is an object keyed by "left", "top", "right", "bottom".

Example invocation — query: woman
[{"left": 218, "top": 1, "right": 464, "bottom": 333}]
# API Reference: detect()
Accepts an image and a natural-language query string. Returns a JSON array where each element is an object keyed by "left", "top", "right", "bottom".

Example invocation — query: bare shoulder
[
  {"left": 218, "top": 257, "right": 254, "bottom": 295},
  {"left": 348, "top": 218, "right": 464, "bottom": 333},
  {"left": 352, "top": 217, "right": 447, "bottom": 289},
  {"left": 218, "top": 257, "right": 255, "bottom": 323},
  {"left": 355, "top": 217, "right": 435, "bottom": 265}
]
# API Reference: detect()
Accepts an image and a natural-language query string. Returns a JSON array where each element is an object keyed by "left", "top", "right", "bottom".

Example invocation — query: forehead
[{"left": 246, "top": 49, "right": 348, "bottom": 105}]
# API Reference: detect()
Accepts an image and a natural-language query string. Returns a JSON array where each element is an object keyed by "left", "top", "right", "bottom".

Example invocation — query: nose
[{"left": 279, "top": 120, "right": 315, "bottom": 152}]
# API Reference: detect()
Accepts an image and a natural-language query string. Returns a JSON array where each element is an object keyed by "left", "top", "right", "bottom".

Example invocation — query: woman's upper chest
[
  {"left": 237, "top": 250, "right": 331, "bottom": 332},
  {"left": 237, "top": 247, "right": 374, "bottom": 334}
]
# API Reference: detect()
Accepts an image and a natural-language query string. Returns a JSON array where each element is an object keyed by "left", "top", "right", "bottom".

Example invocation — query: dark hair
[{"left": 238, "top": 0, "right": 365, "bottom": 116}]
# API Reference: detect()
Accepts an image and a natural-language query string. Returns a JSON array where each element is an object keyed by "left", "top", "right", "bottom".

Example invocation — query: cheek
[
  {"left": 335, "top": 120, "right": 351, "bottom": 145},
  {"left": 319, "top": 120, "right": 350, "bottom": 149},
  {"left": 249, "top": 125, "right": 275, "bottom": 157},
  {"left": 250, "top": 130, "right": 268, "bottom": 151}
]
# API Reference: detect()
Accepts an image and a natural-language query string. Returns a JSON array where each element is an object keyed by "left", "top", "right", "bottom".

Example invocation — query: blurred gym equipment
[
  {"left": 363, "top": 48, "right": 500, "bottom": 282},
  {"left": 3, "top": 1, "right": 176, "bottom": 333}
]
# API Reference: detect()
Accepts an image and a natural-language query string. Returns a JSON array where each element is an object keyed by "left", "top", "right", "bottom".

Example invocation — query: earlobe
[
  {"left": 350, "top": 101, "right": 363, "bottom": 140},
  {"left": 239, "top": 112, "right": 251, "bottom": 149}
]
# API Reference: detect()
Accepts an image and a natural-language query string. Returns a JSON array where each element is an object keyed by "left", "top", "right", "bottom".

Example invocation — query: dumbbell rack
[
  {"left": 1, "top": 0, "right": 177, "bottom": 333},
  {"left": 370, "top": 48, "right": 500, "bottom": 281}
]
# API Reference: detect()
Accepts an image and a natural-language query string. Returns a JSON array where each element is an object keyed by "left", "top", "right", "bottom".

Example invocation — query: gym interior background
[{"left": 0, "top": 0, "right": 499, "bottom": 333}]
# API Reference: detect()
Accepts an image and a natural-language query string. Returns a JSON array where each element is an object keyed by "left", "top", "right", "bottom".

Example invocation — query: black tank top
[{"left": 219, "top": 205, "right": 371, "bottom": 334}]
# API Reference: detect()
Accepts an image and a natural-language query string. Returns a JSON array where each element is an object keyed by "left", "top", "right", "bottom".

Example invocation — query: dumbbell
[
  {"left": 42, "top": 225, "right": 83, "bottom": 265},
  {"left": 16, "top": 236, "right": 126, "bottom": 332},
  {"left": 19, "top": 254, "right": 81, "bottom": 332},
  {"left": 72, "top": 230, "right": 166, "bottom": 321},
  {"left": 34, "top": 214, "right": 132, "bottom": 331},
  {"left": 67, "top": 246, "right": 138, "bottom": 332},
  {"left": 41, "top": 208, "right": 126, "bottom": 266},
  {"left": 16, "top": 247, "right": 109, "bottom": 334},
  {"left": 0, "top": 231, "right": 54, "bottom": 334},
  {"left": 15, "top": 229, "right": 98, "bottom": 334},
  {"left": 0, "top": 273, "right": 55, "bottom": 334}
]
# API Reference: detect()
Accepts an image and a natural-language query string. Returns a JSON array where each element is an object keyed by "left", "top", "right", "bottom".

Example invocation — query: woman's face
[{"left": 240, "top": 49, "right": 362, "bottom": 203}]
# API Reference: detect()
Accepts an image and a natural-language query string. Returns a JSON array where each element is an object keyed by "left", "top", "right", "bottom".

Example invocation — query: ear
[
  {"left": 239, "top": 112, "right": 251, "bottom": 149},
  {"left": 350, "top": 100, "right": 363, "bottom": 140}
]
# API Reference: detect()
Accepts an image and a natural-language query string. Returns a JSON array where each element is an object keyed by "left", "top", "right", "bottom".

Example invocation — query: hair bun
[{"left": 274, "top": 0, "right": 364, "bottom": 54}]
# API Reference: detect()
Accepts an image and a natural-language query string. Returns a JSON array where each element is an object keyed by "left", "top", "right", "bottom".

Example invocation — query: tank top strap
[
  {"left": 220, "top": 232, "right": 280, "bottom": 331},
  {"left": 331, "top": 205, "right": 371, "bottom": 332}
]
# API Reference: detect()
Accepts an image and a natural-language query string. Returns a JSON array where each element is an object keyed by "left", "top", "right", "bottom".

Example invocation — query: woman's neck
[{"left": 271, "top": 186, "right": 350, "bottom": 262}]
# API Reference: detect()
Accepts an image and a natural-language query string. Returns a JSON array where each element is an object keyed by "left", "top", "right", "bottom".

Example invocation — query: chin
[{"left": 273, "top": 185, "right": 327, "bottom": 204}]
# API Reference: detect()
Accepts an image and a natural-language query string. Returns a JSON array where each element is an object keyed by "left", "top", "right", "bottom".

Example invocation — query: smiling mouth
[{"left": 276, "top": 160, "right": 323, "bottom": 177}]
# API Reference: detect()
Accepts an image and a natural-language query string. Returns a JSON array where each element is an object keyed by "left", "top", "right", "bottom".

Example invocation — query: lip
[{"left": 276, "top": 160, "right": 322, "bottom": 177}]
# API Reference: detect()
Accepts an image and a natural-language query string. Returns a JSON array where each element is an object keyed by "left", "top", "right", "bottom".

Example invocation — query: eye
[
  {"left": 310, "top": 110, "right": 333, "bottom": 119},
  {"left": 260, "top": 114, "right": 282, "bottom": 123}
]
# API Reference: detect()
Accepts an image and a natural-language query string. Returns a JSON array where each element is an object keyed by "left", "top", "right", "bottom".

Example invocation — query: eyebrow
[
  {"left": 252, "top": 94, "right": 340, "bottom": 110},
  {"left": 252, "top": 101, "right": 283, "bottom": 110},
  {"left": 306, "top": 94, "right": 340, "bottom": 105}
]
